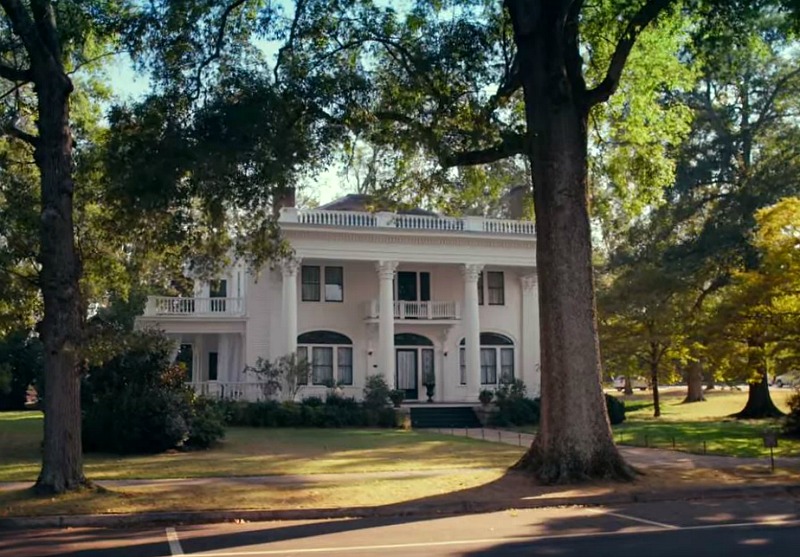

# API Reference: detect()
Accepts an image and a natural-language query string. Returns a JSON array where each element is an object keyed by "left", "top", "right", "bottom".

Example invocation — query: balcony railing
[
  {"left": 143, "top": 296, "right": 245, "bottom": 317},
  {"left": 280, "top": 208, "right": 536, "bottom": 236},
  {"left": 190, "top": 381, "right": 274, "bottom": 401},
  {"left": 365, "top": 300, "right": 461, "bottom": 321}
]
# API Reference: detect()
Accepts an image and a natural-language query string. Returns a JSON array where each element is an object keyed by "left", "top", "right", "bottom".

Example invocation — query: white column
[
  {"left": 281, "top": 259, "right": 301, "bottom": 356},
  {"left": 521, "top": 273, "right": 541, "bottom": 397},
  {"left": 218, "top": 334, "right": 230, "bottom": 383},
  {"left": 462, "top": 264, "right": 483, "bottom": 401},
  {"left": 193, "top": 334, "right": 205, "bottom": 384},
  {"left": 376, "top": 261, "right": 398, "bottom": 388}
]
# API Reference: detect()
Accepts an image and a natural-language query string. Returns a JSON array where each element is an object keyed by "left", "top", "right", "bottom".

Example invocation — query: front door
[{"left": 396, "top": 349, "right": 418, "bottom": 400}]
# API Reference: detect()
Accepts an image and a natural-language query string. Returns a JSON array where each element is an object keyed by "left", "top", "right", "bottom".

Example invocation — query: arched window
[
  {"left": 394, "top": 333, "right": 434, "bottom": 346},
  {"left": 297, "top": 330, "right": 353, "bottom": 386},
  {"left": 459, "top": 333, "right": 515, "bottom": 386}
]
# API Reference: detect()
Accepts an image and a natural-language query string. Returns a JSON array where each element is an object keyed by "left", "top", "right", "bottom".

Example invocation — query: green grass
[
  {"left": 612, "top": 389, "right": 800, "bottom": 458},
  {"left": 0, "top": 411, "right": 524, "bottom": 483}
]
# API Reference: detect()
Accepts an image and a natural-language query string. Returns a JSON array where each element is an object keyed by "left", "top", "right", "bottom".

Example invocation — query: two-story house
[{"left": 136, "top": 194, "right": 541, "bottom": 403}]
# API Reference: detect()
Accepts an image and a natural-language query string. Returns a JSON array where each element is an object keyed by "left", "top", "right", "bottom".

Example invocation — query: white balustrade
[
  {"left": 280, "top": 208, "right": 535, "bottom": 236},
  {"left": 144, "top": 296, "right": 245, "bottom": 317},
  {"left": 190, "top": 381, "right": 276, "bottom": 402},
  {"left": 365, "top": 300, "right": 460, "bottom": 320}
]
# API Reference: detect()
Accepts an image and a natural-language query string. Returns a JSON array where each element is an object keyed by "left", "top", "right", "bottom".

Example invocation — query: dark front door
[{"left": 396, "top": 349, "right": 418, "bottom": 400}]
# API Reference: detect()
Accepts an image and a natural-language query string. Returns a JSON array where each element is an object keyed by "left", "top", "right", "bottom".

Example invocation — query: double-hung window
[
  {"left": 487, "top": 272, "right": 505, "bottom": 305},
  {"left": 325, "top": 267, "right": 344, "bottom": 302},
  {"left": 296, "top": 331, "right": 354, "bottom": 386},
  {"left": 301, "top": 266, "right": 321, "bottom": 301}
]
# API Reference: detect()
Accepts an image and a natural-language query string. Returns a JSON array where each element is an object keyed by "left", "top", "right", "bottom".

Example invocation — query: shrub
[
  {"left": 489, "top": 380, "right": 540, "bottom": 426},
  {"left": 479, "top": 389, "right": 494, "bottom": 405},
  {"left": 363, "top": 375, "right": 391, "bottom": 408},
  {"left": 82, "top": 330, "right": 225, "bottom": 453},
  {"left": 0, "top": 331, "right": 43, "bottom": 410},
  {"left": 783, "top": 388, "right": 800, "bottom": 437},
  {"left": 605, "top": 394, "right": 626, "bottom": 425}
]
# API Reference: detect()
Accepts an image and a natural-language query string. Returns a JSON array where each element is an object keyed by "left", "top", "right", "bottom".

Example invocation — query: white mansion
[{"left": 136, "top": 195, "right": 541, "bottom": 403}]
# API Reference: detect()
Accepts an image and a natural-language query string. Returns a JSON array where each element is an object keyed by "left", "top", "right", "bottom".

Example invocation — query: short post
[
  {"left": 481, "top": 428, "right": 485, "bottom": 440},
  {"left": 763, "top": 430, "right": 778, "bottom": 473},
  {"left": 465, "top": 427, "right": 469, "bottom": 438},
  {"left": 518, "top": 433, "right": 522, "bottom": 447},
  {"left": 703, "top": 440, "right": 707, "bottom": 455},
  {"left": 497, "top": 430, "right": 501, "bottom": 442}
]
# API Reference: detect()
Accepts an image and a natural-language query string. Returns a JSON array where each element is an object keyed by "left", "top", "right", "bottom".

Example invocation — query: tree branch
[
  {"left": 189, "top": 0, "right": 249, "bottom": 101},
  {"left": 2, "top": 122, "right": 37, "bottom": 146},
  {"left": 563, "top": 0, "right": 586, "bottom": 97},
  {"left": 442, "top": 133, "right": 526, "bottom": 168},
  {"left": 585, "top": 0, "right": 675, "bottom": 107},
  {"left": 0, "top": 61, "right": 31, "bottom": 82}
]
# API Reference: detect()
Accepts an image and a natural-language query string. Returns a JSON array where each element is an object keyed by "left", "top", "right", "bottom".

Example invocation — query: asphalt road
[{"left": 2, "top": 497, "right": 799, "bottom": 557}]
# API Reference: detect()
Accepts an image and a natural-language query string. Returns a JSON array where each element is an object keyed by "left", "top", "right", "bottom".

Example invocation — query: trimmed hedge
[
  {"left": 219, "top": 395, "right": 400, "bottom": 429},
  {"left": 605, "top": 393, "right": 626, "bottom": 425}
]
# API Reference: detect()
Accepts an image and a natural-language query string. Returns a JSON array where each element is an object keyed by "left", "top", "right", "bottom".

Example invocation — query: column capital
[
  {"left": 521, "top": 273, "right": 538, "bottom": 292},
  {"left": 280, "top": 258, "right": 302, "bottom": 277},
  {"left": 461, "top": 263, "right": 484, "bottom": 283},
  {"left": 375, "top": 260, "right": 398, "bottom": 280}
]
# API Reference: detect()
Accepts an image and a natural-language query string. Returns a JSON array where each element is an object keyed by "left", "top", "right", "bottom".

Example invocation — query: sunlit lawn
[
  {"left": 612, "top": 388, "right": 800, "bottom": 458},
  {"left": 0, "top": 411, "right": 524, "bottom": 483}
]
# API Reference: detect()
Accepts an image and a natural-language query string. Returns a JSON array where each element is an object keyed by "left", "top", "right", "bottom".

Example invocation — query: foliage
[
  {"left": 606, "top": 394, "right": 627, "bottom": 426},
  {"left": 219, "top": 396, "right": 398, "bottom": 429},
  {"left": 489, "top": 380, "right": 539, "bottom": 427},
  {"left": 82, "top": 330, "right": 225, "bottom": 453},
  {"left": 389, "top": 389, "right": 405, "bottom": 407},
  {"left": 783, "top": 388, "right": 800, "bottom": 437},
  {"left": 479, "top": 389, "right": 494, "bottom": 405},
  {"left": 0, "top": 330, "right": 43, "bottom": 411},
  {"left": 363, "top": 374, "right": 391, "bottom": 409},
  {"left": 244, "top": 353, "right": 312, "bottom": 401}
]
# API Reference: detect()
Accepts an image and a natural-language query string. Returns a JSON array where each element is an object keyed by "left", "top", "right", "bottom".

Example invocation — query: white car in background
[
  {"left": 773, "top": 372, "right": 799, "bottom": 388},
  {"left": 613, "top": 376, "right": 648, "bottom": 391}
]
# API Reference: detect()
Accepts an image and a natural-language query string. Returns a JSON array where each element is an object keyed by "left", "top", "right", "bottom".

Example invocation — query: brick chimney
[{"left": 273, "top": 186, "right": 296, "bottom": 217}]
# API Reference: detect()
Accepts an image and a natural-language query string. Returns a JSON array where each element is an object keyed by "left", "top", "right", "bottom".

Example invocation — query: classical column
[
  {"left": 281, "top": 259, "right": 301, "bottom": 356},
  {"left": 462, "top": 263, "right": 483, "bottom": 400},
  {"left": 376, "top": 261, "right": 398, "bottom": 388},
  {"left": 521, "top": 273, "right": 541, "bottom": 397},
  {"left": 218, "top": 334, "right": 230, "bottom": 383}
]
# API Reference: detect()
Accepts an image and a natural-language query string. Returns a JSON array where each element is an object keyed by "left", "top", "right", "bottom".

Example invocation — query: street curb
[{"left": 1, "top": 483, "right": 798, "bottom": 531}]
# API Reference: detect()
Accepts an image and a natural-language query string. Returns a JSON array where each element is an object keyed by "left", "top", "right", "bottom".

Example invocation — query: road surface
[{"left": 2, "top": 497, "right": 799, "bottom": 556}]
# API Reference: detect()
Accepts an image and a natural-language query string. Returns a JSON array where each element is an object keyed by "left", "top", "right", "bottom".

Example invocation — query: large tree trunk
[
  {"left": 683, "top": 360, "right": 706, "bottom": 403},
  {"left": 32, "top": 69, "right": 87, "bottom": 494},
  {"left": 510, "top": 3, "right": 632, "bottom": 483},
  {"left": 734, "top": 341, "right": 783, "bottom": 419},
  {"left": 623, "top": 376, "right": 633, "bottom": 396}
]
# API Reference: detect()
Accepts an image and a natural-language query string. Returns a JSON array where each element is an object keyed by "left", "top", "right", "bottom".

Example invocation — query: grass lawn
[
  {"left": 612, "top": 388, "right": 800, "bottom": 458},
  {"left": 0, "top": 411, "right": 524, "bottom": 483}
]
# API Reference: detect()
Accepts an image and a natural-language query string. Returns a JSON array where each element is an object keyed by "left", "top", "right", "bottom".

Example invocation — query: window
[
  {"left": 176, "top": 344, "right": 193, "bottom": 381},
  {"left": 296, "top": 346, "right": 309, "bottom": 385},
  {"left": 208, "top": 352, "right": 218, "bottom": 381},
  {"left": 312, "top": 347, "right": 334, "bottom": 385},
  {"left": 297, "top": 330, "right": 354, "bottom": 386},
  {"left": 301, "top": 266, "right": 320, "bottom": 301},
  {"left": 325, "top": 266, "right": 344, "bottom": 302},
  {"left": 459, "top": 348, "right": 466, "bottom": 385},
  {"left": 500, "top": 348, "right": 514, "bottom": 383},
  {"left": 480, "top": 348, "right": 497, "bottom": 384},
  {"left": 459, "top": 333, "right": 514, "bottom": 385},
  {"left": 477, "top": 272, "right": 484, "bottom": 305},
  {"left": 487, "top": 272, "right": 505, "bottom": 305},
  {"left": 337, "top": 347, "right": 353, "bottom": 385}
]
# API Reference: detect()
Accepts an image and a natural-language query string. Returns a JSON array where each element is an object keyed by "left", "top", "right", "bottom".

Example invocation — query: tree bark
[
  {"left": 0, "top": 0, "right": 90, "bottom": 494},
  {"left": 683, "top": 360, "right": 706, "bottom": 403},
  {"left": 509, "top": 2, "right": 633, "bottom": 483},
  {"left": 623, "top": 376, "right": 633, "bottom": 396},
  {"left": 734, "top": 341, "right": 783, "bottom": 419},
  {"left": 650, "top": 359, "right": 661, "bottom": 418}
]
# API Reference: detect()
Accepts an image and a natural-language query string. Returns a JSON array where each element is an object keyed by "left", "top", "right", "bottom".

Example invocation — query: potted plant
[
  {"left": 422, "top": 369, "right": 436, "bottom": 403},
  {"left": 479, "top": 389, "right": 494, "bottom": 406},
  {"left": 389, "top": 389, "right": 405, "bottom": 408}
]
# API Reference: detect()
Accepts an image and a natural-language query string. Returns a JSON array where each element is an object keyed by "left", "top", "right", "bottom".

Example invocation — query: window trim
[
  {"left": 296, "top": 330, "right": 354, "bottom": 386},
  {"left": 459, "top": 333, "right": 515, "bottom": 386}
]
